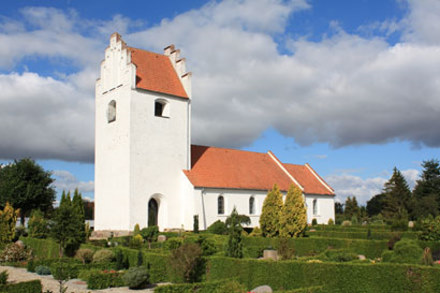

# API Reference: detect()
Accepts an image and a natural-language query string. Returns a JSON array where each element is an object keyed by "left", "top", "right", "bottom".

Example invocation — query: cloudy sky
[{"left": 0, "top": 0, "right": 439, "bottom": 205}]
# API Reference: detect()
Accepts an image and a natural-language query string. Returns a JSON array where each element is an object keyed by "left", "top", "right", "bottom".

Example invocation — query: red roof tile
[
  {"left": 283, "top": 163, "right": 334, "bottom": 195},
  {"left": 184, "top": 145, "right": 295, "bottom": 191},
  {"left": 128, "top": 47, "right": 188, "bottom": 99},
  {"left": 184, "top": 145, "right": 334, "bottom": 196}
]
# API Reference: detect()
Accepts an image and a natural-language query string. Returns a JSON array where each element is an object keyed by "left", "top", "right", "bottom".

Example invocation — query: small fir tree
[
  {"left": 193, "top": 215, "right": 199, "bottom": 233},
  {"left": 72, "top": 189, "right": 86, "bottom": 243},
  {"left": 51, "top": 191, "right": 85, "bottom": 257},
  {"left": 0, "top": 202, "right": 19, "bottom": 243},
  {"left": 260, "top": 184, "right": 283, "bottom": 237},
  {"left": 134, "top": 224, "right": 141, "bottom": 236},
  {"left": 382, "top": 168, "right": 411, "bottom": 221},
  {"left": 279, "top": 184, "right": 307, "bottom": 237},
  {"left": 226, "top": 207, "right": 245, "bottom": 258}
]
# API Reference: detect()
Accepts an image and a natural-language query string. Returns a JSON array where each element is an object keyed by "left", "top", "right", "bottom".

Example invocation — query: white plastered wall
[
  {"left": 95, "top": 34, "right": 136, "bottom": 231},
  {"left": 305, "top": 195, "right": 335, "bottom": 224},
  {"left": 128, "top": 89, "right": 190, "bottom": 231}
]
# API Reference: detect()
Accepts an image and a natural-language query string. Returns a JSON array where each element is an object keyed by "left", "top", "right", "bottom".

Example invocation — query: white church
[{"left": 94, "top": 33, "right": 335, "bottom": 233}]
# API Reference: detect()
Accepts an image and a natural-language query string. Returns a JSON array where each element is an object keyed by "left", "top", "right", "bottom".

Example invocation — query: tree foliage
[
  {"left": 0, "top": 202, "right": 19, "bottom": 243},
  {"left": 279, "top": 184, "right": 307, "bottom": 237},
  {"left": 260, "top": 184, "right": 283, "bottom": 237},
  {"left": 382, "top": 168, "right": 411, "bottom": 221},
  {"left": 412, "top": 159, "right": 440, "bottom": 219},
  {"left": 226, "top": 207, "right": 246, "bottom": 258},
  {"left": 140, "top": 226, "right": 159, "bottom": 249},
  {"left": 0, "top": 159, "right": 55, "bottom": 224},
  {"left": 50, "top": 190, "right": 85, "bottom": 257},
  {"left": 366, "top": 193, "right": 385, "bottom": 217},
  {"left": 28, "top": 209, "right": 49, "bottom": 239},
  {"left": 344, "top": 196, "right": 360, "bottom": 221}
]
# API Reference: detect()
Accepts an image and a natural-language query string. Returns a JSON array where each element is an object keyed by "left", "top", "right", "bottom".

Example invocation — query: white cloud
[
  {"left": 52, "top": 169, "right": 94, "bottom": 194},
  {"left": 0, "top": 0, "right": 439, "bottom": 162},
  {"left": 326, "top": 168, "right": 420, "bottom": 205}
]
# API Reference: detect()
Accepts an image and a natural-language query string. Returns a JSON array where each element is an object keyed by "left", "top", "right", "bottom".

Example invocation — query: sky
[{"left": 0, "top": 0, "right": 439, "bottom": 205}]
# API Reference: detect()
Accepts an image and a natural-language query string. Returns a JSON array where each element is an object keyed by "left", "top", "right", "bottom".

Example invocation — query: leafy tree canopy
[{"left": 0, "top": 158, "right": 55, "bottom": 224}]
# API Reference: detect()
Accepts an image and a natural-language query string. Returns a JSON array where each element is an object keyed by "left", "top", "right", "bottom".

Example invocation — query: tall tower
[{"left": 94, "top": 33, "right": 191, "bottom": 232}]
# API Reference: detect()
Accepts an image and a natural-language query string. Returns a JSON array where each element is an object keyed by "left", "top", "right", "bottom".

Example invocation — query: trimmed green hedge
[
  {"left": 87, "top": 270, "right": 125, "bottom": 289},
  {"left": 115, "top": 247, "right": 169, "bottom": 283},
  {"left": 274, "top": 286, "right": 324, "bottom": 293},
  {"left": 154, "top": 279, "right": 244, "bottom": 293},
  {"left": 207, "top": 257, "right": 440, "bottom": 292},
  {"left": 312, "top": 225, "right": 390, "bottom": 232},
  {"left": 307, "top": 231, "right": 417, "bottom": 240},
  {"left": 243, "top": 237, "right": 388, "bottom": 259},
  {"left": 21, "top": 237, "right": 59, "bottom": 259},
  {"left": 0, "top": 280, "right": 42, "bottom": 293}
]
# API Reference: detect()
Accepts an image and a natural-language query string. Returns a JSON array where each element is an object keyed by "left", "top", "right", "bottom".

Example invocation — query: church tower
[{"left": 94, "top": 33, "right": 191, "bottom": 232}]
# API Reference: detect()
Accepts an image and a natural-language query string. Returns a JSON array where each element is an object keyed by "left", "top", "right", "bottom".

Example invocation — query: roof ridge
[
  {"left": 191, "top": 144, "right": 268, "bottom": 155},
  {"left": 304, "top": 163, "right": 334, "bottom": 193},
  {"left": 267, "top": 151, "right": 304, "bottom": 191}
]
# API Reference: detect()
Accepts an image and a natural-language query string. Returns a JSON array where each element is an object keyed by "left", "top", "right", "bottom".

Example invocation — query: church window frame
[
  {"left": 107, "top": 100, "right": 116, "bottom": 123},
  {"left": 312, "top": 199, "right": 318, "bottom": 216},
  {"left": 218, "top": 195, "right": 225, "bottom": 215},
  {"left": 154, "top": 99, "right": 170, "bottom": 118},
  {"left": 249, "top": 196, "right": 255, "bottom": 215}
]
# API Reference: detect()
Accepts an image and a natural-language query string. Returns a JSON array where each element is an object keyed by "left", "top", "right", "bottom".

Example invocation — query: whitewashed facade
[{"left": 94, "top": 34, "right": 335, "bottom": 233}]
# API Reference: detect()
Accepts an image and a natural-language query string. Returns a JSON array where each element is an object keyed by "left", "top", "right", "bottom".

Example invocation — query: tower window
[
  {"left": 154, "top": 99, "right": 169, "bottom": 117},
  {"left": 107, "top": 100, "right": 116, "bottom": 123},
  {"left": 218, "top": 195, "right": 224, "bottom": 215}
]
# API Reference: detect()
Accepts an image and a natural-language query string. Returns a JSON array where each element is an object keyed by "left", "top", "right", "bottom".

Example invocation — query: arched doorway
[{"left": 148, "top": 198, "right": 159, "bottom": 227}]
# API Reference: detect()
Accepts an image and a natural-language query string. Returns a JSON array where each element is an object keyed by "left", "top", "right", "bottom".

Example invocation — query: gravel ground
[{"left": 0, "top": 266, "right": 159, "bottom": 293}]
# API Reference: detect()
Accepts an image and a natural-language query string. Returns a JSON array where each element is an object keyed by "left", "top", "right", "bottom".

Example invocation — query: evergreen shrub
[
  {"left": 207, "top": 220, "right": 227, "bottom": 235},
  {"left": 75, "top": 248, "right": 94, "bottom": 264},
  {"left": 122, "top": 266, "right": 150, "bottom": 289},
  {"left": 92, "top": 249, "right": 115, "bottom": 263},
  {"left": 35, "top": 265, "right": 51, "bottom": 275},
  {"left": 382, "top": 239, "right": 424, "bottom": 264},
  {"left": 165, "top": 237, "right": 183, "bottom": 250},
  {"left": 0, "top": 271, "right": 7, "bottom": 285}
]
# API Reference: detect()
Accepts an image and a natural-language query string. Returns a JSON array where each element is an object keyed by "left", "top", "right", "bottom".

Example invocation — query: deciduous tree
[{"left": 0, "top": 159, "right": 55, "bottom": 224}]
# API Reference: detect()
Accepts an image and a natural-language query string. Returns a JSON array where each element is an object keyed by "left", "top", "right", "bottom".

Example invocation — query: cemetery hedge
[
  {"left": 307, "top": 231, "right": 417, "bottom": 240},
  {"left": 207, "top": 257, "right": 440, "bottom": 292},
  {"left": 0, "top": 280, "right": 42, "bottom": 293}
]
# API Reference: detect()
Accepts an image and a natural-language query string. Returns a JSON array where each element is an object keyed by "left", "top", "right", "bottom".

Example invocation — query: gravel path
[{"left": 0, "top": 266, "right": 159, "bottom": 293}]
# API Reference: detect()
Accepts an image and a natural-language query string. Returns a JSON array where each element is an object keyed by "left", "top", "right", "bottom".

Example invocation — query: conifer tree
[
  {"left": 72, "top": 189, "right": 86, "bottom": 242},
  {"left": 226, "top": 207, "right": 244, "bottom": 258},
  {"left": 0, "top": 202, "right": 19, "bottom": 243},
  {"left": 279, "top": 184, "right": 307, "bottom": 237},
  {"left": 382, "top": 168, "right": 411, "bottom": 221},
  {"left": 51, "top": 191, "right": 85, "bottom": 257},
  {"left": 260, "top": 184, "right": 283, "bottom": 237},
  {"left": 344, "top": 196, "right": 360, "bottom": 221}
]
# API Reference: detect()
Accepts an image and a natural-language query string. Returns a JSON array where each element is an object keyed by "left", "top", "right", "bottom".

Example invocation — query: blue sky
[{"left": 0, "top": 0, "right": 439, "bottom": 205}]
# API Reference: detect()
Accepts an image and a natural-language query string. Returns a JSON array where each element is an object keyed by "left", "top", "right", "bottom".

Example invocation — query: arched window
[
  {"left": 154, "top": 99, "right": 169, "bottom": 117},
  {"left": 218, "top": 195, "right": 224, "bottom": 215},
  {"left": 107, "top": 100, "right": 116, "bottom": 123},
  {"left": 249, "top": 196, "right": 255, "bottom": 215},
  {"left": 148, "top": 198, "right": 159, "bottom": 227},
  {"left": 313, "top": 199, "right": 318, "bottom": 215}
]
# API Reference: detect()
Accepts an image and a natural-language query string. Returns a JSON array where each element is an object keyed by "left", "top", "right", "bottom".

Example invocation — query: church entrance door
[{"left": 148, "top": 198, "right": 159, "bottom": 227}]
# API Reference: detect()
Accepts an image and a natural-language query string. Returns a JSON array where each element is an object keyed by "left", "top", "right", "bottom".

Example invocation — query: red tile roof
[
  {"left": 184, "top": 145, "right": 334, "bottom": 195},
  {"left": 283, "top": 164, "right": 334, "bottom": 195},
  {"left": 128, "top": 47, "right": 188, "bottom": 99}
]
